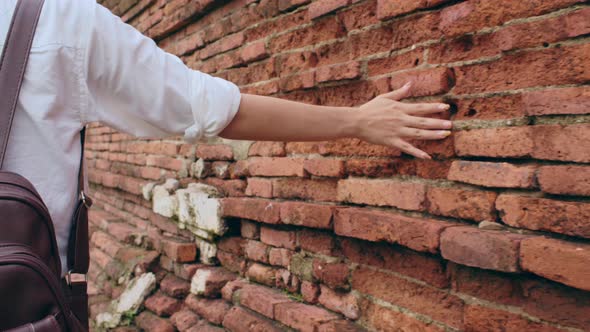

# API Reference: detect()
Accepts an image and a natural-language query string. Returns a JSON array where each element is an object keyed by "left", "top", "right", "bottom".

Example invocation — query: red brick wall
[{"left": 88, "top": 0, "right": 590, "bottom": 331}]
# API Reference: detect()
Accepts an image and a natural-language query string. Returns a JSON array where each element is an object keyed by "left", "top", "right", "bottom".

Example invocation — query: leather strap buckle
[
  {"left": 79, "top": 191, "right": 92, "bottom": 208},
  {"left": 65, "top": 270, "right": 87, "bottom": 287}
]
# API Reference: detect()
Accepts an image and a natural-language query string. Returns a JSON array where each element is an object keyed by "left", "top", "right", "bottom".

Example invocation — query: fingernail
[
  {"left": 423, "top": 153, "right": 432, "bottom": 160},
  {"left": 443, "top": 121, "right": 453, "bottom": 128},
  {"left": 440, "top": 130, "right": 452, "bottom": 136},
  {"left": 439, "top": 104, "right": 450, "bottom": 110},
  {"left": 404, "top": 82, "right": 412, "bottom": 88}
]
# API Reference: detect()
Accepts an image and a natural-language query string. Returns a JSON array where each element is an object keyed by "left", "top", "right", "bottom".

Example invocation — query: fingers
[
  {"left": 399, "top": 102, "right": 450, "bottom": 115},
  {"left": 392, "top": 138, "right": 431, "bottom": 159},
  {"left": 399, "top": 128, "right": 452, "bottom": 140},
  {"left": 404, "top": 115, "right": 453, "bottom": 130},
  {"left": 381, "top": 82, "right": 412, "bottom": 101}
]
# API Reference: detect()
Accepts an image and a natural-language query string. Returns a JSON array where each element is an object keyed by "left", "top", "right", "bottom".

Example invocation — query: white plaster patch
[
  {"left": 191, "top": 159, "right": 207, "bottom": 179},
  {"left": 116, "top": 273, "right": 156, "bottom": 313},
  {"left": 196, "top": 237, "right": 218, "bottom": 265},
  {"left": 96, "top": 273, "right": 156, "bottom": 329},
  {"left": 188, "top": 185, "right": 225, "bottom": 235},
  {"left": 152, "top": 185, "right": 178, "bottom": 218},
  {"left": 190, "top": 268, "right": 212, "bottom": 295},
  {"left": 142, "top": 182, "right": 156, "bottom": 201}
]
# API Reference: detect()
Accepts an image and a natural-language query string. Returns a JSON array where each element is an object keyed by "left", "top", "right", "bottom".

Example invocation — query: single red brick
[
  {"left": 377, "top": 0, "right": 451, "bottom": 20},
  {"left": 161, "top": 274, "right": 190, "bottom": 298},
  {"left": 532, "top": 124, "right": 590, "bottom": 163},
  {"left": 318, "top": 320, "right": 366, "bottom": 332},
  {"left": 229, "top": 160, "right": 250, "bottom": 178},
  {"left": 239, "top": 284, "right": 292, "bottom": 318},
  {"left": 521, "top": 237, "right": 590, "bottom": 291},
  {"left": 337, "top": 178, "right": 426, "bottom": 211},
  {"left": 221, "top": 198, "right": 281, "bottom": 224},
  {"left": 248, "top": 142, "right": 286, "bottom": 157},
  {"left": 340, "top": 238, "right": 449, "bottom": 288},
  {"left": 450, "top": 94, "right": 525, "bottom": 120},
  {"left": 275, "top": 269, "right": 300, "bottom": 293},
  {"left": 301, "top": 281, "right": 320, "bottom": 304},
  {"left": 308, "top": 0, "right": 351, "bottom": 20},
  {"left": 241, "top": 220, "right": 260, "bottom": 239},
  {"left": 272, "top": 178, "right": 338, "bottom": 202},
  {"left": 247, "top": 263, "right": 277, "bottom": 286},
  {"left": 191, "top": 267, "right": 238, "bottom": 298},
  {"left": 140, "top": 166, "right": 163, "bottom": 180},
  {"left": 248, "top": 157, "right": 306, "bottom": 177},
  {"left": 279, "top": 71, "right": 316, "bottom": 92},
  {"left": 496, "top": 194, "right": 590, "bottom": 238},
  {"left": 185, "top": 295, "right": 231, "bottom": 325},
  {"left": 145, "top": 291, "right": 182, "bottom": 317},
  {"left": 218, "top": 237, "right": 245, "bottom": 256},
  {"left": 441, "top": 227, "right": 526, "bottom": 273},
  {"left": 260, "top": 227, "right": 297, "bottom": 250},
  {"left": 241, "top": 40, "right": 269, "bottom": 63},
  {"left": 455, "top": 127, "right": 534, "bottom": 158},
  {"left": 269, "top": 17, "right": 345, "bottom": 53},
  {"left": 200, "top": 32, "right": 245, "bottom": 59},
  {"left": 161, "top": 237, "right": 197, "bottom": 263},
  {"left": 353, "top": 267, "right": 464, "bottom": 329},
  {"left": 297, "top": 229, "right": 336, "bottom": 256},
  {"left": 439, "top": 0, "right": 584, "bottom": 38},
  {"left": 196, "top": 144, "right": 234, "bottom": 161},
  {"left": 170, "top": 309, "right": 200, "bottom": 332},
  {"left": 279, "top": 0, "right": 311, "bottom": 11},
  {"left": 426, "top": 186, "right": 497, "bottom": 222},
  {"left": 344, "top": 159, "right": 396, "bottom": 177},
  {"left": 244, "top": 240, "right": 270, "bottom": 264},
  {"left": 275, "top": 301, "right": 339, "bottom": 331},
  {"left": 367, "top": 47, "right": 425, "bottom": 77},
  {"left": 337, "top": 0, "right": 379, "bottom": 31},
  {"left": 222, "top": 307, "right": 284, "bottom": 332},
  {"left": 135, "top": 312, "right": 175, "bottom": 332},
  {"left": 389, "top": 67, "right": 455, "bottom": 97},
  {"left": 538, "top": 165, "right": 590, "bottom": 196},
  {"left": 499, "top": 7, "right": 590, "bottom": 50},
  {"left": 91, "top": 231, "right": 122, "bottom": 257},
  {"left": 454, "top": 44, "right": 590, "bottom": 94},
  {"left": 277, "top": 51, "right": 318, "bottom": 77},
  {"left": 334, "top": 207, "right": 453, "bottom": 253},
  {"left": 316, "top": 62, "right": 361, "bottom": 83},
  {"left": 362, "top": 299, "right": 444, "bottom": 332},
  {"left": 318, "top": 285, "right": 359, "bottom": 319},
  {"left": 318, "top": 138, "right": 400, "bottom": 157},
  {"left": 221, "top": 279, "right": 248, "bottom": 302},
  {"left": 312, "top": 259, "right": 350, "bottom": 290},
  {"left": 245, "top": 178, "right": 274, "bottom": 198},
  {"left": 519, "top": 277, "right": 590, "bottom": 330},
  {"left": 303, "top": 159, "right": 345, "bottom": 177},
  {"left": 107, "top": 222, "right": 139, "bottom": 243},
  {"left": 280, "top": 202, "right": 333, "bottom": 229},
  {"left": 448, "top": 160, "right": 536, "bottom": 189},
  {"left": 464, "top": 305, "right": 564, "bottom": 332},
  {"left": 448, "top": 263, "right": 521, "bottom": 307},
  {"left": 268, "top": 248, "right": 293, "bottom": 267},
  {"left": 217, "top": 251, "right": 247, "bottom": 275},
  {"left": 524, "top": 86, "right": 590, "bottom": 116}
]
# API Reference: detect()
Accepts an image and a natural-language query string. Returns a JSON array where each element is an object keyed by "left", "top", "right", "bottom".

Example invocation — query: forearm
[{"left": 219, "top": 94, "right": 360, "bottom": 142}]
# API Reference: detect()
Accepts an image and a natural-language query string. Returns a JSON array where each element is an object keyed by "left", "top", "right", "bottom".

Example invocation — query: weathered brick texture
[{"left": 88, "top": 0, "right": 590, "bottom": 331}]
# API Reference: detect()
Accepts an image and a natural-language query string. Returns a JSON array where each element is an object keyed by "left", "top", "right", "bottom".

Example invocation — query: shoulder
[{"left": 31, "top": 0, "right": 99, "bottom": 48}]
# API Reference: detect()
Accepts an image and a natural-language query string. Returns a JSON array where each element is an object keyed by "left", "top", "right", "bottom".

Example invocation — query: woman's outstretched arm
[{"left": 220, "top": 83, "right": 452, "bottom": 159}]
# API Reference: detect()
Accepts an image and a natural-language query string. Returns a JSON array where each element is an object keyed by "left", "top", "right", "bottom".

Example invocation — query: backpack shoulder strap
[{"left": 0, "top": 0, "right": 45, "bottom": 168}]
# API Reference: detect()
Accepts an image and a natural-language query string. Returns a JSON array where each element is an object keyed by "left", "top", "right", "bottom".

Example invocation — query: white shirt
[{"left": 0, "top": 0, "right": 241, "bottom": 275}]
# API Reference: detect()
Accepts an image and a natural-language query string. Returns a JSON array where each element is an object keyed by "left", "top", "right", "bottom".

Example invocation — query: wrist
[{"left": 341, "top": 107, "right": 362, "bottom": 139}]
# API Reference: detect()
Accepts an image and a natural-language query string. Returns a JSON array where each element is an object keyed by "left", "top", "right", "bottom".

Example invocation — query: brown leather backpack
[{"left": 0, "top": 0, "right": 91, "bottom": 331}]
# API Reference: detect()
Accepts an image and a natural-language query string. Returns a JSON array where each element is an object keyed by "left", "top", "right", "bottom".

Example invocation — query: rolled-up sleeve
[{"left": 81, "top": 1, "right": 241, "bottom": 142}]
